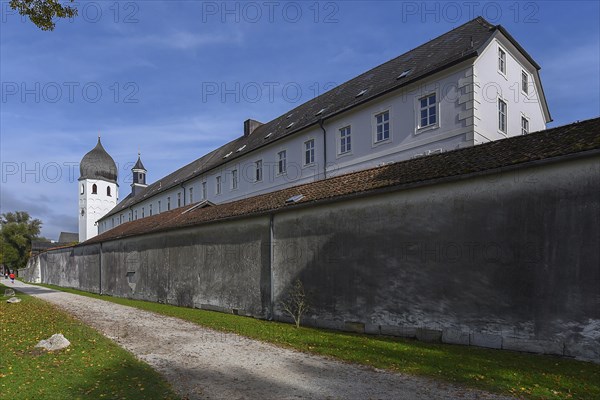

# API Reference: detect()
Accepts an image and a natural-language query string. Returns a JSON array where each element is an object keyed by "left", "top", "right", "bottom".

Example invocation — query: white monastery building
[{"left": 77, "top": 17, "right": 551, "bottom": 240}]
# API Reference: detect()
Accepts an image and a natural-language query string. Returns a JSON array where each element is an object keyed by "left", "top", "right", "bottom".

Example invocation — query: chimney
[{"left": 244, "top": 119, "right": 263, "bottom": 136}]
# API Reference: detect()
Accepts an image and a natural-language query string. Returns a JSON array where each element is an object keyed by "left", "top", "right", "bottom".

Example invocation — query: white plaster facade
[{"left": 97, "top": 23, "right": 551, "bottom": 235}]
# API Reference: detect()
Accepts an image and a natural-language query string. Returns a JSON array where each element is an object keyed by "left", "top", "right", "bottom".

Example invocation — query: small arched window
[
  {"left": 107, "top": 187, "right": 111, "bottom": 197},
  {"left": 92, "top": 184, "right": 97, "bottom": 194},
  {"left": 80, "top": 184, "right": 85, "bottom": 195}
]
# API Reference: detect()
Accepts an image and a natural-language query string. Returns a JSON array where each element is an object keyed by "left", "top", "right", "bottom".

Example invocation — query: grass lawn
[
  {"left": 33, "top": 283, "right": 600, "bottom": 400},
  {"left": 0, "top": 283, "right": 180, "bottom": 400}
]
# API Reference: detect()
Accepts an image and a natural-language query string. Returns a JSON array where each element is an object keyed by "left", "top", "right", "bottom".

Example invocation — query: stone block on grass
[
  {"left": 442, "top": 329, "right": 470, "bottom": 345},
  {"left": 416, "top": 328, "right": 442, "bottom": 343},
  {"left": 503, "top": 337, "right": 563, "bottom": 356},
  {"left": 470, "top": 332, "right": 502, "bottom": 349}
]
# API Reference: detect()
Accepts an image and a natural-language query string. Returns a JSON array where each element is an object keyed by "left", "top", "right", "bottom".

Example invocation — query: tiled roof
[
  {"left": 86, "top": 117, "right": 600, "bottom": 245},
  {"left": 101, "top": 16, "right": 509, "bottom": 220},
  {"left": 58, "top": 232, "right": 78, "bottom": 243}
]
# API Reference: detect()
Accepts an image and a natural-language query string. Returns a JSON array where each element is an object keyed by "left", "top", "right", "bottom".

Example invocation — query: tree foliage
[
  {"left": 0, "top": 211, "right": 42, "bottom": 269},
  {"left": 9, "top": 0, "right": 77, "bottom": 31}
]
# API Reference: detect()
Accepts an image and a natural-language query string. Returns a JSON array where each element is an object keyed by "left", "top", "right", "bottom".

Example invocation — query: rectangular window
[
  {"left": 216, "top": 176, "right": 222, "bottom": 194},
  {"left": 189, "top": 187, "right": 193, "bottom": 203},
  {"left": 142, "top": 207, "right": 145, "bottom": 218},
  {"left": 498, "top": 99, "right": 507, "bottom": 133},
  {"left": 149, "top": 204, "right": 153, "bottom": 216},
  {"left": 498, "top": 47, "right": 506, "bottom": 74},
  {"left": 521, "top": 116, "right": 529, "bottom": 135},
  {"left": 277, "top": 151, "right": 287, "bottom": 174},
  {"left": 339, "top": 126, "right": 351, "bottom": 154},
  {"left": 167, "top": 197, "right": 171, "bottom": 211},
  {"left": 177, "top": 192, "right": 181, "bottom": 207},
  {"left": 158, "top": 201, "right": 161, "bottom": 213},
  {"left": 255, "top": 160, "right": 263, "bottom": 182},
  {"left": 134, "top": 210, "right": 138, "bottom": 220},
  {"left": 202, "top": 182, "right": 207, "bottom": 200},
  {"left": 521, "top": 70, "right": 528, "bottom": 94},
  {"left": 375, "top": 111, "right": 390, "bottom": 142},
  {"left": 232, "top": 169, "right": 238, "bottom": 190},
  {"left": 419, "top": 94, "right": 437, "bottom": 128},
  {"left": 304, "top": 139, "right": 315, "bottom": 165}
]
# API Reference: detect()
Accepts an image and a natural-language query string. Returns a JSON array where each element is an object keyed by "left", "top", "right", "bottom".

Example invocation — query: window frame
[
  {"left": 202, "top": 182, "right": 207, "bottom": 200},
  {"left": 92, "top": 184, "right": 97, "bottom": 194},
  {"left": 255, "top": 160, "right": 263, "bottom": 183},
  {"left": 177, "top": 192, "right": 181, "bottom": 207},
  {"left": 216, "top": 175, "right": 222, "bottom": 195},
  {"left": 373, "top": 110, "right": 391, "bottom": 144},
  {"left": 498, "top": 46, "right": 507, "bottom": 75},
  {"left": 416, "top": 92, "right": 439, "bottom": 131},
  {"left": 498, "top": 98, "right": 508, "bottom": 135},
  {"left": 338, "top": 125, "right": 352, "bottom": 156},
  {"left": 167, "top": 196, "right": 171, "bottom": 211},
  {"left": 277, "top": 150, "right": 287, "bottom": 175},
  {"left": 303, "top": 139, "right": 315, "bottom": 166},
  {"left": 521, "top": 70, "right": 529, "bottom": 95},
  {"left": 521, "top": 114, "right": 530, "bottom": 135},
  {"left": 231, "top": 169, "right": 238, "bottom": 190}
]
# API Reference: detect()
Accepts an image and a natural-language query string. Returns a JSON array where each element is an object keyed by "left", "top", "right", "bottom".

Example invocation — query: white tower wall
[{"left": 78, "top": 179, "right": 118, "bottom": 242}]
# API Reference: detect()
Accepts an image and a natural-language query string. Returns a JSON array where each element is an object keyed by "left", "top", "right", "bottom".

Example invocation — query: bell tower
[
  {"left": 79, "top": 136, "right": 118, "bottom": 242},
  {"left": 131, "top": 152, "right": 148, "bottom": 196}
]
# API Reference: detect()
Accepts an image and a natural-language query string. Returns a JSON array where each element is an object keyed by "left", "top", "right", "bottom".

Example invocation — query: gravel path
[{"left": 11, "top": 280, "right": 514, "bottom": 400}]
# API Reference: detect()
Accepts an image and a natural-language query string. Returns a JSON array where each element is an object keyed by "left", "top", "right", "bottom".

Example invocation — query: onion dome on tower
[{"left": 79, "top": 137, "right": 118, "bottom": 182}]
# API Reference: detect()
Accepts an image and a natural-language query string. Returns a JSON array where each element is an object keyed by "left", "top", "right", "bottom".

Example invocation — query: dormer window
[{"left": 92, "top": 184, "right": 97, "bottom": 194}]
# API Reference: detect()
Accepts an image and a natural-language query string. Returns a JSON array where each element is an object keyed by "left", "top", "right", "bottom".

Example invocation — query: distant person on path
[
  {"left": 9, "top": 273, "right": 15, "bottom": 283},
  {"left": 3, "top": 271, "right": 7, "bottom": 280}
]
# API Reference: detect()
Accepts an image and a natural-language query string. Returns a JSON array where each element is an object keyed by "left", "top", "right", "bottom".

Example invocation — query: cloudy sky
[{"left": 1, "top": 1, "right": 598, "bottom": 240}]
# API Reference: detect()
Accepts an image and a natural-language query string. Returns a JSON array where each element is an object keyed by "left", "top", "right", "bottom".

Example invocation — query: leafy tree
[
  {"left": 0, "top": 211, "right": 42, "bottom": 270},
  {"left": 9, "top": 0, "right": 77, "bottom": 31}
]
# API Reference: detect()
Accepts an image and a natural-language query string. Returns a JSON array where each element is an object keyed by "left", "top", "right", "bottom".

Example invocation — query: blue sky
[{"left": 1, "top": 1, "right": 599, "bottom": 240}]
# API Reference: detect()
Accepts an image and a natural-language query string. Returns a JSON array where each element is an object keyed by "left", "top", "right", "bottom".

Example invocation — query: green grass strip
[
  {"left": 34, "top": 283, "right": 600, "bottom": 400},
  {"left": 0, "top": 283, "right": 179, "bottom": 400}
]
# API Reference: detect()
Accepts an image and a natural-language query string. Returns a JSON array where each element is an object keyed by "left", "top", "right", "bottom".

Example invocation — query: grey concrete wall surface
[
  {"left": 21, "top": 154, "right": 600, "bottom": 362},
  {"left": 272, "top": 155, "right": 600, "bottom": 362}
]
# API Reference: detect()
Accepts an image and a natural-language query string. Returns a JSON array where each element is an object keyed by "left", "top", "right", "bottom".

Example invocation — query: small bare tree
[{"left": 280, "top": 279, "right": 309, "bottom": 328}]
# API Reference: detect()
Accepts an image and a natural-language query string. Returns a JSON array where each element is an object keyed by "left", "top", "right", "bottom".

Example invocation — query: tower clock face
[{"left": 81, "top": 208, "right": 85, "bottom": 216}]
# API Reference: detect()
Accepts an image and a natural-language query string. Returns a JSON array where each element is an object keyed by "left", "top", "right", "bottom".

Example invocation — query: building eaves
[
  {"left": 87, "top": 117, "right": 600, "bottom": 246},
  {"left": 100, "top": 17, "right": 499, "bottom": 221}
]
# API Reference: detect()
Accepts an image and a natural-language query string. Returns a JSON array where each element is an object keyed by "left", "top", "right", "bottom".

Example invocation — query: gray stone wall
[
  {"left": 22, "top": 154, "right": 600, "bottom": 362},
  {"left": 271, "top": 155, "right": 600, "bottom": 361}
]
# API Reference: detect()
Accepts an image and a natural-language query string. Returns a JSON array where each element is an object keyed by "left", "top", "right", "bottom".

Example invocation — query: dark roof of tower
[
  {"left": 133, "top": 155, "right": 146, "bottom": 171},
  {"left": 79, "top": 138, "right": 118, "bottom": 183}
]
